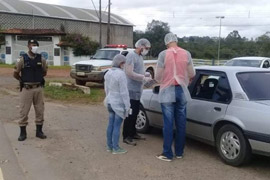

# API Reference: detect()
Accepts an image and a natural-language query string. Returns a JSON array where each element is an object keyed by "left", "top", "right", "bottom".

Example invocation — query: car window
[
  {"left": 225, "top": 59, "right": 262, "bottom": 67},
  {"left": 92, "top": 50, "right": 120, "bottom": 60},
  {"left": 237, "top": 72, "right": 270, "bottom": 100},
  {"left": 121, "top": 51, "right": 129, "bottom": 56},
  {"left": 224, "top": 60, "right": 233, "bottom": 66},
  {"left": 262, "top": 60, "right": 270, "bottom": 68},
  {"left": 191, "top": 73, "right": 231, "bottom": 103}
]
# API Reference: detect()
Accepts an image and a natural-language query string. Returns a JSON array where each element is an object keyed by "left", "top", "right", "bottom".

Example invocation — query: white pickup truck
[{"left": 70, "top": 45, "right": 157, "bottom": 85}]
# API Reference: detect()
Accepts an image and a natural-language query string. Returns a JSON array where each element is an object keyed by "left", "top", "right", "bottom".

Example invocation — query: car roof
[
  {"left": 99, "top": 48, "right": 134, "bottom": 51},
  {"left": 195, "top": 66, "right": 270, "bottom": 73},
  {"left": 230, "top": 56, "right": 270, "bottom": 61}
]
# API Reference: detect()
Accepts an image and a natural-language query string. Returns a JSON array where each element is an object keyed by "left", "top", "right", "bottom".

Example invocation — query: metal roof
[{"left": 0, "top": 0, "right": 133, "bottom": 26}]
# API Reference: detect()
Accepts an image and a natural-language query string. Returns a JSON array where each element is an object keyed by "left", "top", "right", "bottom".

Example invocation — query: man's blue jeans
[
  {"left": 161, "top": 86, "right": 187, "bottom": 159},
  {"left": 107, "top": 104, "right": 123, "bottom": 150}
]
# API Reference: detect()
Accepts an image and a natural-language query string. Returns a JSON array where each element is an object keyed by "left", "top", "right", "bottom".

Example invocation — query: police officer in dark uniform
[{"left": 14, "top": 39, "right": 48, "bottom": 141}]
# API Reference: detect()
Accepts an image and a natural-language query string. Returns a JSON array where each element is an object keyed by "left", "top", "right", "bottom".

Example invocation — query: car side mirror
[{"left": 153, "top": 86, "right": 160, "bottom": 94}]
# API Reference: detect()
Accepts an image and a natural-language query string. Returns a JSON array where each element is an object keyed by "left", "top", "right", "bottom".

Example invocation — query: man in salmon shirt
[{"left": 155, "top": 32, "right": 195, "bottom": 162}]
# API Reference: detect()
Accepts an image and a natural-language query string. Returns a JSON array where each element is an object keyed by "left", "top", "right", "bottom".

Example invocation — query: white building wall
[
  {"left": 5, "top": 35, "right": 14, "bottom": 64},
  {"left": 52, "top": 36, "right": 61, "bottom": 66},
  {"left": 0, "top": 45, "right": 5, "bottom": 63}
]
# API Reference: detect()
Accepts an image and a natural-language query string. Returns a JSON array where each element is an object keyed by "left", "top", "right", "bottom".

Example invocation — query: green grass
[
  {"left": 44, "top": 84, "right": 105, "bottom": 104},
  {"left": 0, "top": 63, "right": 14, "bottom": 68}
]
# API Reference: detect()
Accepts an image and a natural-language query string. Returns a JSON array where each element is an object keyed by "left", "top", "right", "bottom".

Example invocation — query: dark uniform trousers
[
  {"left": 19, "top": 86, "right": 44, "bottom": 126},
  {"left": 123, "top": 99, "right": 140, "bottom": 139}
]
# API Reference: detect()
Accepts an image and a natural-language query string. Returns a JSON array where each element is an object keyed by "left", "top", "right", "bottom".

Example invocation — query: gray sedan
[{"left": 136, "top": 66, "right": 270, "bottom": 166}]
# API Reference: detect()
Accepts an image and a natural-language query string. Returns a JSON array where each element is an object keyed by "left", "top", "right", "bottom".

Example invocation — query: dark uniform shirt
[{"left": 14, "top": 52, "right": 47, "bottom": 84}]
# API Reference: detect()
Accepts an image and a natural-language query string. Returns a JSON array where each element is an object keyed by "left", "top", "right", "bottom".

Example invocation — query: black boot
[
  {"left": 36, "top": 125, "right": 47, "bottom": 139},
  {"left": 18, "top": 126, "right": 27, "bottom": 141}
]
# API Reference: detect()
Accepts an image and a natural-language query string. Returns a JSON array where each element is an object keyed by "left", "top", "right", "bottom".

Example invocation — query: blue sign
[
  {"left": 41, "top": 52, "right": 48, "bottom": 60},
  {"left": 1, "top": 54, "right": 5, "bottom": 59},
  {"left": 64, "top": 56, "right": 69, "bottom": 62}
]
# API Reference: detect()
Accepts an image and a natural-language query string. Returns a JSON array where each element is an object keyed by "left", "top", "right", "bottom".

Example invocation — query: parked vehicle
[
  {"left": 70, "top": 44, "right": 157, "bottom": 85},
  {"left": 137, "top": 66, "right": 270, "bottom": 166},
  {"left": 224, "top": 56, "right": 270, "bottom": 68}
]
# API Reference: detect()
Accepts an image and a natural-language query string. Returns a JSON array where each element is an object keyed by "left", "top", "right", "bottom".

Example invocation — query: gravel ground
[{"left": 0, "top": 67, "right": 269, "bottom": 180}]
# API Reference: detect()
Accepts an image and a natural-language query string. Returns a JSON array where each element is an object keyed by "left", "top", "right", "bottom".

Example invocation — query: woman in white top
[{"left": 104, "top": 54, "right": 130, "bottom": 154}]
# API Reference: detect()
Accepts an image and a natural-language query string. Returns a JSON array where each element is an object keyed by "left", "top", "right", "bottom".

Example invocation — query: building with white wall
[{"left": 0, "top": 0, "right": 133, "bottom": 65}]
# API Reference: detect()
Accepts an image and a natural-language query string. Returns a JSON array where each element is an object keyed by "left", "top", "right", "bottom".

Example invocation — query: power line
[{"left": 90, "top": 0, "right": 100, "bottom": 19}]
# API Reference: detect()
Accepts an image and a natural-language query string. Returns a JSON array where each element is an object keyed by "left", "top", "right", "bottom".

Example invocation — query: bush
[{"left": 61, "top": 34, "right": 99, "bottom": 56}]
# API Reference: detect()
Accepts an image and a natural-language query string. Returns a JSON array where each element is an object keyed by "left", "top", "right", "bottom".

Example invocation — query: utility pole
[
  {"left": 99, "top": 0, "right": 102, "bottom": 48},
  {"left": 216, "top": 16, "right": 225, "bottom": 65},
  {"left": 106, "top": 0, "right": 111, "bottom": 44},
  {"left": 32, "top": 10, "right": 35, "bottom": 29}
]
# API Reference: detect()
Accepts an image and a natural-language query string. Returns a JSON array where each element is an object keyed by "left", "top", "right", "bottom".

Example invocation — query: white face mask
[
  {"left": 141, "top": 48, "right": 149, "bottom": 56},
  {"left": 31, "top": 46, "right": 39, "bottom": 54}
]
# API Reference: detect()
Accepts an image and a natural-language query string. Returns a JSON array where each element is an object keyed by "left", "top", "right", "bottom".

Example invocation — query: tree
[
  {"left": 256, "top": 32, "right": 270, "bottom": 57},
  {"left": 226, "top": 30, "right": 242, "bottom": 40},
  {"left": 0, "top": 26, "right": 5, "bottom": 48},
  {"left": 133, "top": 30, "right": 144, "bottom": 45},
  {"left": 144, "top": 20, "right": 171, "bottom": 57},
  {"left": 61, "top": 34, "right": 99, "bottom": 56},
  {"left": 146, "top": 20, "right": 170, "bottom": 33},
  {"left": 133, "top": 22, "right": 270, "bottom": 60}
]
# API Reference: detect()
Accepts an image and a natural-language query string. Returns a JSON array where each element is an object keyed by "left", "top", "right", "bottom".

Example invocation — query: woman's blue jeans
[
  {"left": 107, "top": 104, "right": 123, "bottom": 150},
  {"left": 161, "top": 86, "right": 187, "bottom": 159}
]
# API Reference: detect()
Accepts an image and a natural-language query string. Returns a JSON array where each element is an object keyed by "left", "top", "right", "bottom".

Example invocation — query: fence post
[{"left": 212, "top": 59, "right": 215, "bottom": 66}]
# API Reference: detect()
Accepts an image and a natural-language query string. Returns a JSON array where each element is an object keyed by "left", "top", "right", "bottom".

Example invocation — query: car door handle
[{"left": 214, "top": 107, "right": 222, "bottom": 111}]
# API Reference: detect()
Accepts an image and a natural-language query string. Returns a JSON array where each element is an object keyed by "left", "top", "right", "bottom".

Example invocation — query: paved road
[{"left": 0, "top": 75, "right": 269, "bottom": 180}]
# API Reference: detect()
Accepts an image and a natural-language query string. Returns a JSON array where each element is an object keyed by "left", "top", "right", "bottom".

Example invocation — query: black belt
[{"left": 23, "top": 84, "right": 40, "bottom": 89}]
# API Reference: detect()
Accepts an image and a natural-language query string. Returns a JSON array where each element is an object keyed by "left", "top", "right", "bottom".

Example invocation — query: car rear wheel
[
  {"left": 216, "top": 124, "right": 251, "bottom": 166},
  {"left": 136, "top": 105, "right": 150, "bottom": 134},
  {"left": 76, "top": 79, "right": 86, "bottom": 86}
]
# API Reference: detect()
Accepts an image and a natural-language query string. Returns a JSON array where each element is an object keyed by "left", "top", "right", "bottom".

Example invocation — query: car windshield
[
  {"left": 225, "top": 59, "right": 262, "bottom": 67},
  {"left": 237, "top": 72, "right": 270, "bottom": 100},
  {"left": 92, "top": 50, "right": 120, "bottom": 60}
]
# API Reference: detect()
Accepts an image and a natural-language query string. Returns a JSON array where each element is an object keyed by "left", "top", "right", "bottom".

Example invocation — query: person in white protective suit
[
  {"left": 104, "top": 54, "right": 130, "bottom": 154},
  {"left": 155, "top": 32, "right": 196, "bottom": 162},
  {"left": 122, "top": 38, "right": 152, "bottom": 146}
]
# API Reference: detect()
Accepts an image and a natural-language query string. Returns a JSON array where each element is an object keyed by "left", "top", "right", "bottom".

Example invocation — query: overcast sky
[{"left": 26, "top": 0, "right": 270, "bottom": 39}]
